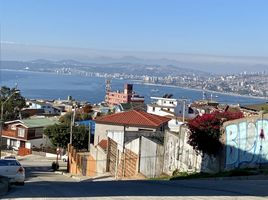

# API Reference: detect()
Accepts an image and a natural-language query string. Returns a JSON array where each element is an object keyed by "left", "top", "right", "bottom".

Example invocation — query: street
[{"left": 2, "top": 155, "right": 268, "bottom": 200}]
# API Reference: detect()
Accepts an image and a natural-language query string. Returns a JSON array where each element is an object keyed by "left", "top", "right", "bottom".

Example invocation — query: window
[
  {"left": 18, "top": 128, "right": 25, "bottom": 137},
  {"left": 152, "top": 107, "right": 155, "bottom": 111},
  {"left": 10, "top": 139, "right": 17, "bottom": 146},
  {"left": 138, "top": 128, "right": 154, "bottom": 132},
  {"left": 11, "top": 124, "right": 17, "bottom": 130}
]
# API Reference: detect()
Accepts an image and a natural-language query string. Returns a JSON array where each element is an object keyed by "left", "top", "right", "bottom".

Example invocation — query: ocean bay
[{"left": 0, "top": 69, "right": 266, "bottom": 105}]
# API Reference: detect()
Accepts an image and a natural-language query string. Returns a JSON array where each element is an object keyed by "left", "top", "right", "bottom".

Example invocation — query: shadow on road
[{"left": 5, "top": 178, "right": 268, "bottom": 198}]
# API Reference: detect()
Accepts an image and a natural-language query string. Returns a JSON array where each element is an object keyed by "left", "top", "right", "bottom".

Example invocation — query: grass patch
[
  {"left": 149, "top": 167, "right": 268, "bottom": 181},
  {"left": 149, "top": 174, "right": 171, "bottom": 180},
  {"left": 170, "top": 168, "right": 260, "bottom": 180}
]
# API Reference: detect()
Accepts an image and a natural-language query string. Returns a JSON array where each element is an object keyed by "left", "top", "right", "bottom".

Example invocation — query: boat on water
[{"left": 151, "top": 88, "right": 159, "bottom": 93}]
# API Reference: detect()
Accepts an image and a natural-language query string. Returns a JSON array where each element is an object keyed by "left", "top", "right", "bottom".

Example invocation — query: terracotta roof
[
  {"left": 98, "top": 139, "right": 108, "bottom": 151},
  {"left": 95, "top": 110, "right": 170, "bottom": 128}
]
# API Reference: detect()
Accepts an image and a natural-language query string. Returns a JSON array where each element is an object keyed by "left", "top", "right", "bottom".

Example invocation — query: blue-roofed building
[{"left": 75, "top": 120, "right": 95, "bottom": 135}]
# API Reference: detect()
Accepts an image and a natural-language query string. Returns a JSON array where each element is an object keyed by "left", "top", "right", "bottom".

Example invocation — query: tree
[
  {"left": 44, "top": 124, "right": 70, "bottom": 148},
  {"left": 82, "top": 104, "right": 93, "bottom": 113},
  {"left": 59, "top": 111, "right": 92, "bottom": 124},
  {"left": 187, "top": 111, "right": 243, "bottom": 156},
  {"left": 44, "top": 123, "right": 89, "bottom": 150},
  {"left": 0, "top": 86, "right": 26, "bottom": 121}
]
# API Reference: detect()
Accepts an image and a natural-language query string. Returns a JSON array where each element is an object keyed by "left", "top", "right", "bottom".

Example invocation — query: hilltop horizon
[{"left": 2, "top": 43, "right": 268, "bottom": 74}]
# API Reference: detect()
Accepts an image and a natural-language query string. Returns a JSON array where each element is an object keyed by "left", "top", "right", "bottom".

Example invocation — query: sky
[{"left": 1, "top": 0, "right": 268, "bottom": 66}]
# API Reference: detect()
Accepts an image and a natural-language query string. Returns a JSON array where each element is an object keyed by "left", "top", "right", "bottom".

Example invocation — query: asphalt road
[{"left": 2, "top": 155, "right": 268, "bottom": 200}]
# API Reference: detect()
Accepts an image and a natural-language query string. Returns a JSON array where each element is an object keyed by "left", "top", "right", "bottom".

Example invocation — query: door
[{"left": 20, "top": 141, "right": 26, "bottom": 148}]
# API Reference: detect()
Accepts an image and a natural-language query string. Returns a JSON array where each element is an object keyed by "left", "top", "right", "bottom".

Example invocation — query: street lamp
[{"left": 0, "top": 90, "right": 20, "bottom": 158}]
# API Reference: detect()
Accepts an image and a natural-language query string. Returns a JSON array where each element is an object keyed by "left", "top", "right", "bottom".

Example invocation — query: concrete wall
[
  {"left": 224, "top": 114, "right": 268, "bottom": 169},
  {"left": 89, "top": 144, "right": 107, "bottom": 176},
  {"left": 94, "top": 123, "right": 124, "bottom": 145},
  {"left": 68, "top": 145, "right": 94, "bottom": 176},
  {"left": 125, "top": 138, "right": 140, "bottom": 155},
  {"left": 164, "top": 128, "right": 198, "bottom": 175},
  {"left": 140, "top": 136, "right": 164, "bottom": 178},
  {"left": 140, "top": 137, "right": 157, "bottom": 178},
  {"left": 163, "top": 127, "right": 220, "bottom": 175}
]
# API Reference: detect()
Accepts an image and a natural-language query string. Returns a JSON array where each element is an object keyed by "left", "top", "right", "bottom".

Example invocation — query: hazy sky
[{"left": 1, "top": 0, "right": 268, "bottom": 59}]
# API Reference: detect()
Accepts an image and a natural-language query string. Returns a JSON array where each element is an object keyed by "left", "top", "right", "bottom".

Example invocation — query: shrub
[
  {"left": 51, "top": 161, "right": 59, "bottom": 171},
  {"left": 188, "top": 111, "right": 243, "bottom": 155}
]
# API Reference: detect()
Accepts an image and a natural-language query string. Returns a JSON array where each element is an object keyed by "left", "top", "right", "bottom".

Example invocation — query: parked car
[
  {"left": 62, "top": 154, "right": 68, "bottom": 162},
  {"left": 4, "top": 156, "right": 16, "bottom": 159},
  {"left": 0, "top": 159, "right": 25, "bottom": 185}
]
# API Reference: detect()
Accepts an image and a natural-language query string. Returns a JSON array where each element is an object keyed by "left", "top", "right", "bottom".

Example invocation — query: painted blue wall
[{"left": 225, "top": 118, "right": 268, "bottom": 169}]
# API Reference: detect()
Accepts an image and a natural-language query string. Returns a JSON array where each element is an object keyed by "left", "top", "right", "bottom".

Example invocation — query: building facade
[
  {"left": 105, "top": 84, "right": 144, "bottom": 106},
  {"left": 2, "top": 118, "right": 58, "bottom": 151},
  {"left": 88, "top": 110, "right": 170, "bottom": 178}
]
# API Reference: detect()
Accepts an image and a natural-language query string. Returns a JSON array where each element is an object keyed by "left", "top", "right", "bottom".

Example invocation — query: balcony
[{"left": 2, "top": 129, "right": 17, "bottom": 138}]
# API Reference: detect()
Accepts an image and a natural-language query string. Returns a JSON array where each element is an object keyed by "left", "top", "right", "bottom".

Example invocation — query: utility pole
[
  {"left": 88, "top": 122, "right": 91, "bottom": 151},
  {"left": 177, "top": 98, "right": 188, "bottom": 123},
  {"left": 70, "top": 106, "right": 76, "bottom": 144}
]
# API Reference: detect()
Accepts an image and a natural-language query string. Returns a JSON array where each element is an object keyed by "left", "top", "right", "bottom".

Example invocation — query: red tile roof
[
  {"left": 98, "top": 139, "right": 108, "bottom": 151},
  {"left": 95, "top": 110, "right": 170, "bottom": 128}
]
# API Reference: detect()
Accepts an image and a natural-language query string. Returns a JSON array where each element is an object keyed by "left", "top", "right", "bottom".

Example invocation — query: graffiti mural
[{"left": 226, "top": 119, "right": 268, "bottom": 168}]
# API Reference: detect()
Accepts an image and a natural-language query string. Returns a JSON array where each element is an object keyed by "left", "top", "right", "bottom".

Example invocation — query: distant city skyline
[{"left": 1, "top": 0, "right": 268, "bottom": 73}]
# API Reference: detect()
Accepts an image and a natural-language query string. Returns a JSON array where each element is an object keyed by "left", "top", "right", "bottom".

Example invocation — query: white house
[
  {"left": 26, "top": 100, "right": 61, "bottom": 115},
  {"left": 147, "top": 97, "right": 197, "bottom": 119},
  {"left": 90, "top": 110, "right": 170, "bottom": 177}
]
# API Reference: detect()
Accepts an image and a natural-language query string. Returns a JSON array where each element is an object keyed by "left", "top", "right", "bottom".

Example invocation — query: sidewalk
[{"left": 54, "top": 170, "right": 114, "bottom": 182}]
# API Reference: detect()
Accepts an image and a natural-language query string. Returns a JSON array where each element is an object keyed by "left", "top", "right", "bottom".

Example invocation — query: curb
[
  {"left": 54, "top": 171, "right": 114, "bottom": 182},
  {"left": 54, "top": 171, "right": 82, "bottom": 181}
]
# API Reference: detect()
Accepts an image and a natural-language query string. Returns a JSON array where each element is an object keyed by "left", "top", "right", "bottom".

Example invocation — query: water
[{"left": 0, "top": 69, "right": 266, "bottom": 105}]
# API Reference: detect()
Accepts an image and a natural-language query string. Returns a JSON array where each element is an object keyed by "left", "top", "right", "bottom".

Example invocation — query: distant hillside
[{"left": 1, "top": 60, "right": 210, "bottom": 77}]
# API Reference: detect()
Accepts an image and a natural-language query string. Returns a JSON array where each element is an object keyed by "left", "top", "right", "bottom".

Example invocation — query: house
[
  {"left": 147, "top": 96, "right": 198, "bottom": 132},
  {"left": 26, "top": 100, "right": 62, "bottom": 115},
  {"left": 190, "top": 100, "right": 219, "bottom": 116},
  {"left": 105, "top": 84, "right": 144, "bottom": 106},
  {"left": 89, "top": 110, "right": 170, "bottom": 178},
  {"left": 52, "top": 96, "right": 88, "bottom": 113},
  {"left": 147, "top": 96, "right": 197, "bottom": 120},
  {"left": 114, "top": 102, "right": 146, "bottom": 113},
  {"left": 1, "top": 117, "right": 59, "bottom": 153}
]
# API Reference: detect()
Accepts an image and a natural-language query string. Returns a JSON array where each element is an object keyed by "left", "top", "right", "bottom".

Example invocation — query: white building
[
  {"left": 26, "top": 100, "right": 61, "bottom": 115},
  {"left": 147, "top": 97, "right": 197, "bottom": 120}
]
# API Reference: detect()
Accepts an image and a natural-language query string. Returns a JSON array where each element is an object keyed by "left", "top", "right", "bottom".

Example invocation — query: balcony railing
[{"left": 2, "top": 130, "right": 17, "bottom": 138}]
